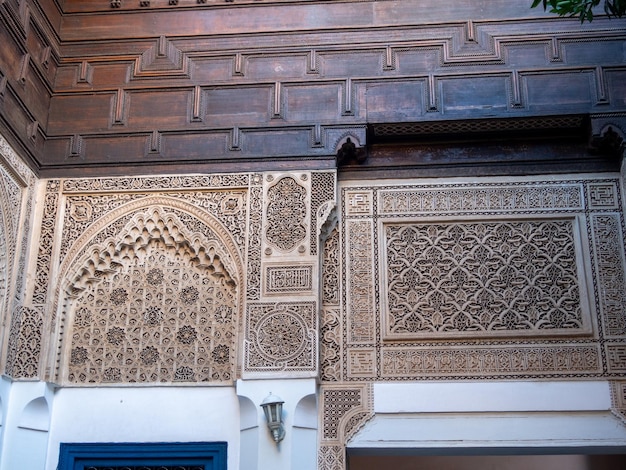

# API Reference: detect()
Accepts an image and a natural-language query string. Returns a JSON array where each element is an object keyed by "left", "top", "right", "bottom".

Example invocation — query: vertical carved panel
[
  {"left": 265, "top": 175, "right": 307, "bottom": 253},
  {"left": 322, "top": 227, "right": 340, "bottom": 307},
  {"left": 247, "top": 175, "right": 263, "bottom": 301},
  {"left": 611, "top": 380, "right": 626, "bottom": 423},
  {"left": 345, "top": 220, "right": 375, "bottom": 344},
  {"left": 320, "top": 227, "right": 342, "bottom": 382},
  {"left": 5, "top": 306, "right": 43, "bottom": 378},
  {"left": 592, "top": 214, "right": 626, "bottom": 338},
  {"left": 311, "top": 172, "right": 336, "bottom": 255},
  {"left": 0, "top": 166, "right": 18, "bottom": 320},
  {"left": 14, "top": 181, "right": 34, "bottom": 300},
  {"left": 320, "top": 307, "right": 342, "bottom": 382},
  {"left": 33, "top": 180, "right": 59, "bottom": 305},
  {"left": 0, "top": 135, "right": 36, "bottom": 378}
]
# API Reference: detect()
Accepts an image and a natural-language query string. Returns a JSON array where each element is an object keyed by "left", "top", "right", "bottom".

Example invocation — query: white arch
[{"left": 18, "top": 397, "right": 50, "bottom": 432}]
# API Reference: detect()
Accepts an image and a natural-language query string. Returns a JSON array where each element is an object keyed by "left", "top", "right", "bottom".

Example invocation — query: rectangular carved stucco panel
[
  {"left": 339, "top": 177, "right": 625, "bottom": 381},
  {"left": 382, "top": 218, "right": 591, "bottom": 339}
]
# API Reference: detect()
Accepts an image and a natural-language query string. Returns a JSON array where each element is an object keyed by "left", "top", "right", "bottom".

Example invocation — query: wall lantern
[{"left": 260, "top": 393, "right": 285, "bottom": 443}]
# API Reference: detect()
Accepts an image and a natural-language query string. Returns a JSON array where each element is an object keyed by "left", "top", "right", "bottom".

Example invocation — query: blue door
[{"left": 58, "top": 442, "right": 227, "bottom": 470}]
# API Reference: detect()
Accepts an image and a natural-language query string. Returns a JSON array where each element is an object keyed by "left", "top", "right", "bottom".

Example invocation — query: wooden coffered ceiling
[{"left": 1, "top": 0, "right": 625, "bottom": 177}]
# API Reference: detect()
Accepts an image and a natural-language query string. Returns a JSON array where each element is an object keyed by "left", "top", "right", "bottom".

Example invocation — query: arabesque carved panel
[
  {"left": 244, "top": 302, "right": 317, "bottom": 374},
  {"left": 0, "top": 136, "right": 37, "bottom": 378},
  {"left": 383, "top": 219, "right": 589, "bottom": 339},
  {"left": 340, "top": 177, "right": 626, "bottom": 381},
  {"left": 4, "top": 306, "right": 44, "bottom": 378},
  {"left": 345, "top": 220, "right": 375, "bottom": 344},
  {"left": 381, "top": 344, "right": 600, "bottom": 379},
  {"left": 322, "top": 227, "right": 340, "bottom": 307},
  {"left": 379, "top": 184, "right": 582, "bottom": 214},
  {"left": 320, "top": 307, "right": 342, "bottom": 382},
  {"left": 592, "top": 214, "right": 626, "bottom": 338},
  {"left": 265, "top": 176, "right": 307, "bottom": 253}
]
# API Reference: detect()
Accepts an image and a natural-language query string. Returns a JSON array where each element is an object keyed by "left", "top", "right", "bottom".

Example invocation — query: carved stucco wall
[
  {"left": 3, "top": 171, "right": 336, "bottom": 385},
  {"left": 317, "top": 175, "right": 626, "bottom": 470},
  {"left": 0, "top": 135, "right": 36, "bottom": 378},
  {"left": 2, "top": 158, "right": 625, "bottom": 469},
  {"left": 242, "top": 171, "right": 335, "bottom": 378},
  {"left": 0, "top": 168, "right": 338, "bottom": 383}
]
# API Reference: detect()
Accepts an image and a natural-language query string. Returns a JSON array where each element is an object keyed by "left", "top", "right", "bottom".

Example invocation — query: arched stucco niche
[
  {"left": 292, "top": 393, "right": 317, "bottom": 470},
  {"left": 49, "top": 196, "right": 244, "bottom": 386},
  {"left": 238, "top": 395, "right": 259, "bottom": 470},
  {"left": 19, "top": 397, "right": 50, "bottom": 432}
]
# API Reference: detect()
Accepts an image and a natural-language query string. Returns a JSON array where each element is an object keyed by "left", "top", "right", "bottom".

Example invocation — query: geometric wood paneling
[{"left": 1, "top": 0, "right": 626, "bottom": 177}]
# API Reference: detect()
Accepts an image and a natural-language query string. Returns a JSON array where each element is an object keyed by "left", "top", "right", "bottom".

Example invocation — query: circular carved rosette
[{"left": 254, "top": 310, "right": 307, "bottom": 364}]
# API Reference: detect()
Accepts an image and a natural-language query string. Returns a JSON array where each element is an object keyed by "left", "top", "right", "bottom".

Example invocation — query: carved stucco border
[
  {"left": 0, "top": 134, "right": 36, "bottom": 378},
  {"left": 318, "top": 383, "right": 374, "bottom": 470}
]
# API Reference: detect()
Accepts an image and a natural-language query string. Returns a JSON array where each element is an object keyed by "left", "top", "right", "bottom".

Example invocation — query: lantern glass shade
[{"left": 260, "top": 393, "right": 285, "bottom": 443}]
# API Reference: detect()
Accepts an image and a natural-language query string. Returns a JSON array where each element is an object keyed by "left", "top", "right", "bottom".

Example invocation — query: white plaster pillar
[
  {"left": 0, "top": 379, "right": 53, "bottom": 470},
  {"left": 237, "top": 378, "right": 317, "bottom": 470}
]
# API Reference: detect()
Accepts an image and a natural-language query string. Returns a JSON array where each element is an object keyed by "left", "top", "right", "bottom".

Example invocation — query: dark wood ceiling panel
[
  {"left": 365, "top": 80, "right": 425, "bottom": 124},
  {"left": 387, "top": 48, "right": 441, "bottom": 75},
  {"left": 58, "top": 62, "right": 132, "bottom": 89},
  {"left": 126, "top": 89, "right": 193, "bottom": 129},
  {"left": 504, "top": 43, "right": 553, "bottom": 68},
  {"left": 204, "top": 86, "right": 273, "bottom": 126},
  {"left": 190, "top": 57, "right": 236, "bottom": 83},
  {"left": 439, "top": 75, "right": 509, "bottom": 116},
  {"left": 319, "top": 51, "right": 383, "bottom": 78},
  {"left": 284, "top": 83, "right": 342, "bottom": 122},
  {"left": 78, "top": 133, "right": 148, "bottom": 163},
  {"left": 245, "top": 54, "right": 309, "bottom": 81},
  {"left": 47, "top": 93, "right": 115, "bottom": 134},
  {"left": 58, "top": 0, "right": 546, "bottom": 24},
  {"left": 0, "top": 0, "right": 57, "bottom": 171},
  {"left": 57, "top": 4, "right": 375, "bottom": 41},
  {"left": 243, "top": 127, "right": 319, "bottom": 156},
  {"left": 606, "top": 70, "right": 626, "bottom": 104},
  {"left": 561, "top": 39, "right": 626, "bottom": 65},
  {"left": 159, "top": 130, "right": 229, "bottom": 160},
  {"left": 525, "top": 71, "right": 596, "bottom": 111}
]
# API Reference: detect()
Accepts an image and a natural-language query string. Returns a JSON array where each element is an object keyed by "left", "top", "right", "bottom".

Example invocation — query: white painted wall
[
  {"left": 0, "top": 380, "right": 53, "bottom": 470},
  {"left": 0, "top": 378, "right": 319, "bottom": 470},
  {"left": 373, "top": 381, "right": 613, "bottom": 413},
  {"left": 349, "top": 381, "right": 626, "bottom": 453},
  {"left": 292, "top": 394, "right": 318, "bottom": 470},
  {"left": 46, "top": 386, "right": 241, "bottom": 470}
]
